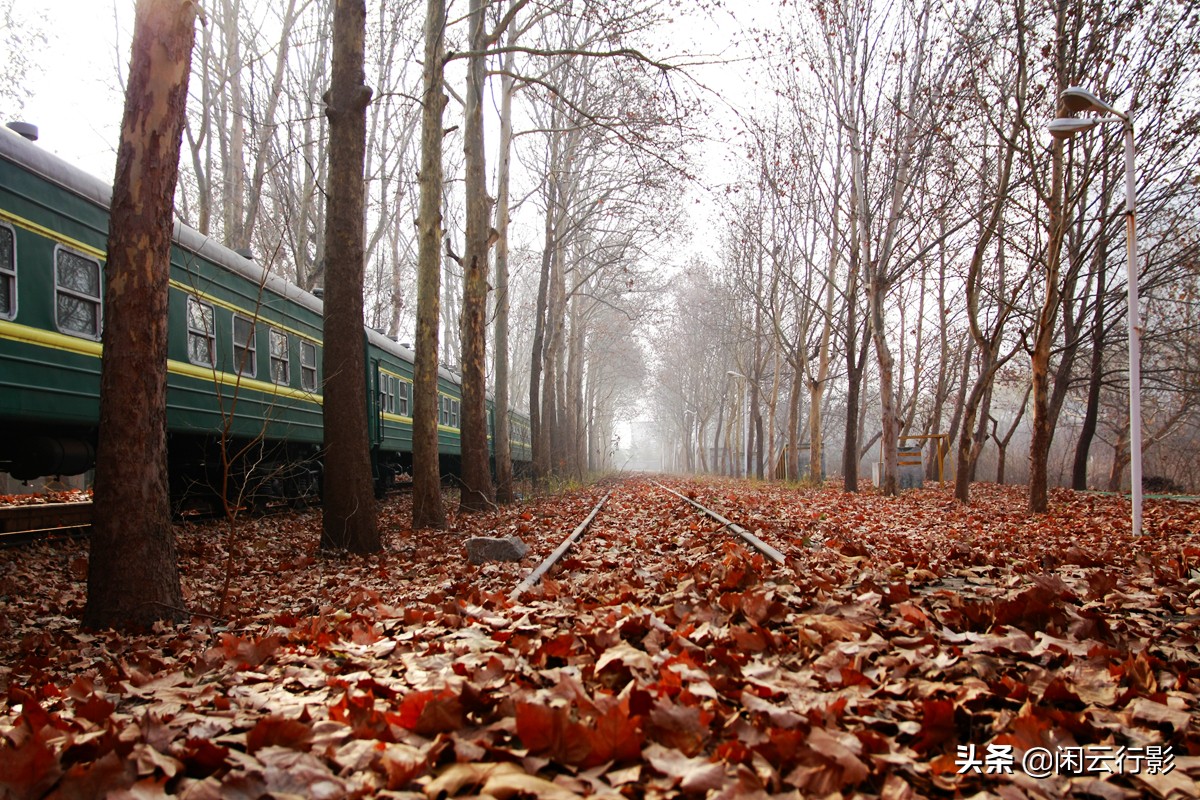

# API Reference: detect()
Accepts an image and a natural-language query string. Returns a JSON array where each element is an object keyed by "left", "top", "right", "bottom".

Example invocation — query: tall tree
[
  {"left": 492, "top": 37, "right": 518, "bottom": 504},
  {"left": 953, "top": 0, "right": 1031, "bottom": 503},
  {"left": 1028, "top": 0, "right": 1072, "bottom": 515},
  {"left": 320, "top": 0, "right": 378, "bottom": 552},
  {"left": 411, "top": 0, "right": 448, "bottom": 529},
  {"left": 84, "top": 0, "right": 199, "bottom": 630},
  {"left": 457, "top": 0, "right": 496, "bottom": 512}
]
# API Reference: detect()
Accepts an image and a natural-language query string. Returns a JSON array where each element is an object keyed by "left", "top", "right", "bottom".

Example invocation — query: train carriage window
[
  {"left": 397, "top": 380, "right": 411, "bottom": 417},
  {"left": 233, "top": 315, "right": 256, "bottom": 377},
  {"left": 269, "top": 328, "right": 290, "bottom": 385},
  {"left": 54, "top": 246, "right": 102, "bottom": 339},
  {"left": 300, "top": 340, "right": 317, "bottom": 391},
  {"left": 0, "top": 224, "right": 14, "bottom": 319},
  {"left": 439, "top": 396, "right": 449, "bottom": 426},
  {"left": 186, "top": 296, "right": 215, "bottom": 366},
  {"left": 450, "top": 399, "right": 460, "bottom": 429},
  {"left": 378, "top": 374, "right": 396, "bottom": 414}
]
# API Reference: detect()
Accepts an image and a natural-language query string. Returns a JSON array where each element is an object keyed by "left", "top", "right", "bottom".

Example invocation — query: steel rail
[
  {"left": 0, "top": 501, "right": 93, "bottom": 546},
  {"left": 511, "top": 491, "right": 611, "bottom": 599},
  {"left": 652, "top": 482, "right": 787, "bottom": 565}
]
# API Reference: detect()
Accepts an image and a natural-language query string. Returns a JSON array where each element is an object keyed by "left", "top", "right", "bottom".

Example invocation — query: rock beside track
[{"left": 465, "top": 535, "right": 528, "bottom": 564}]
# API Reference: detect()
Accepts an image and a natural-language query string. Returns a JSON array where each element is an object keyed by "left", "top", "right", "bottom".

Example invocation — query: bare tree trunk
[
  {"left": 842, "top": 200, "right": 863, "bottom": 491},
  {"left": 492, "top": 42, "right": 517, "bottom": 504},
  {"left": 786, "top": 360, "right": 802, "bottom": 481},
  {"left": 529, "top": 132, "right": 558, "bottom": 484},
  {"left": 712, "top": 387, "right": 726, "bottom": 476},
  {"left": 766, "top": 347, "right": 780, "bottom": 479},
  {"left": 900, "top": 272, "right": 927, "bottom": 437},
  {"left": 926, "top": 218, "right": 951, "bottom": 479},
  {"left": 185, "top": 20, "right": 213, "bottom": 236},
  {"left": 1107, "top": 420, "right": 1129, "bottom": 492},
  {"left": 810, "top": 197, "right": 838, "bottom": 484},
  {"left": 869, "top": 278, "right": 899, "bottom": 496},
  {"left": 85, "top": 0, "right": 197, "bottom": 630},
  {"left": 566, "top": 292, "right": 586, "bottom": 478},
  {"left": 544, "top": 217, "right": 568, "bottom": 475},
  {"left": 412, "top": 0, "right": 447, "bottom": 529},
  {"left": 995, "top": 384, "right": 1030, "bottom": 485},
  {"left": 457, "top": 0, "right": 495, "bottom": 513},
  {"left": 320, "top": 0, "right": 378, "bottom": 552},
  {"left": 1030, "top": 4, "right": 1070, "bottom": 514},
  {"left": 240, "top": 0, "right": 300, "bottom": 249},
  {"left": 1072, "top": 217, "right": 1111, "bottom": 489},
  {"left": 750, "top": 248, "right": 765, "bottom": 480},
  {"left": 217, "top": 0, "right": 247, "bottom": 249}
]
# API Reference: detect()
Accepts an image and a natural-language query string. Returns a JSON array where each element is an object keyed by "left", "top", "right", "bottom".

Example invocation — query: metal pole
[
  {"left": 743, "top": 382, "right": 751, "bottom": 479},
  {"left": 1124, "top": 119, "right": 1144, "bottom": 536}
]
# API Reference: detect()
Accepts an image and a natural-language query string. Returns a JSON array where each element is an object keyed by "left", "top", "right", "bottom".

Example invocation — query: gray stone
[{"left": 465, "top": 535, "right": 528, "bottom": 564}]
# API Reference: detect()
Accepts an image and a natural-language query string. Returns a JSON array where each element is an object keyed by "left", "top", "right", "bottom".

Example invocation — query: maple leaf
[
  {"left": 178, "top": 738, "right": 230, "bottom": 778},
  {"left": 377, "top": 743, "right": 428, "bottom": 790},
  {"left": 647, "top": 696, "right": 711, "bottom": 755},
  {"left": 595, "top": 641, "right": 653, "bottom": 674},
  {"left": 909, "top": 698, "right": 958, "bottom": 754},
  {"left": 209, "top": 632, "right": 283, "bottom": 669},
  {"left": 106, "top": 775, "right": 172, "bottom": 799},
  {"left": 644, "top": 743, "right": 727, "bottom": 792},
  {"left": 330, "top": 689, "right": 396, "bottom": 742},
  {"left": 0, "top": 719, "right": 62, "bottom": 800},
  {"left": 52, "top": 751, "right": 134, "bottom": 798},
  {"left": 579, "top": 697, "right": 644, "bottom": 767},
  {"left": 514, "top": 701, "right": 591, "bottom": 766},
  {"left": 246, "top": 714, "right": 313, "bottom": 754},
  {"left": 397, "top": 687, "right": 464, "bottom": 736},
  {"left": 424, "top": 762, "right": 523, "bottom": 797}
]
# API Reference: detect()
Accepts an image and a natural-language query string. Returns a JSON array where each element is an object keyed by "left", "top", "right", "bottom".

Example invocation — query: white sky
[
  {"left": 11, "top": 2, "right": 772, "bottom": 217},
  {"left": 11, "top": 1, "right": 132, "bottom": 180}
]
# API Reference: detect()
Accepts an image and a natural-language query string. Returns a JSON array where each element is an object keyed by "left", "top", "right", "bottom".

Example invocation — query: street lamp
[{"left": 1049, "top": 85, "right": 1144, "bottom": 536}]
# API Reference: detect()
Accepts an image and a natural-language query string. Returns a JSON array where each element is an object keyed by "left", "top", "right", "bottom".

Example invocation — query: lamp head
[
  {"left": 1060, "top": 86, "right": 1122, "bottom": 117},
  {"left": 1048, "top": 117, "right": 1101, "bottom": 140}
]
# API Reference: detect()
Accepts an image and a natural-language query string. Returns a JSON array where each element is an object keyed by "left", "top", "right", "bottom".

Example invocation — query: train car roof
[{"left": 0, "top": 127, "right": 470, "bottom": 387}]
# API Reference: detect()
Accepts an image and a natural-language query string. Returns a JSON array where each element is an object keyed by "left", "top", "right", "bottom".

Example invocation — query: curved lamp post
[{"left": 1049, "top": 86, "right": 1143, "bottom": 536}]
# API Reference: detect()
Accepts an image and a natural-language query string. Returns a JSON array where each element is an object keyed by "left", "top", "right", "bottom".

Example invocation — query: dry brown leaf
[{"left": 424, "top": 762, "right": 524, "bottom": 798}]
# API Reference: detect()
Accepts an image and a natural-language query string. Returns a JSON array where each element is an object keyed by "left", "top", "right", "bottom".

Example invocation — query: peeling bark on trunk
[
  {"left": 85, "top": 0, "right": 197, "bottom": 630},
  {"left": 320, "top": 0, "right": 378, "bottom": 552}
]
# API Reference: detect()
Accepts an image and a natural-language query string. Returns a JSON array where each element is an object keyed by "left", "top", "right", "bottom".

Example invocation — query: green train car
[{"left": 0, "top": 127, "right": 532, "bottom": 504}]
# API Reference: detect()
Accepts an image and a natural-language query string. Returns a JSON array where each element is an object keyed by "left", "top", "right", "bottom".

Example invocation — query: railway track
[
  {"left": 0, "top": 501, "right": 93, "bottom": 546},
  {"left": 509, "top": 478, "right": 796, "bottom": 601}
]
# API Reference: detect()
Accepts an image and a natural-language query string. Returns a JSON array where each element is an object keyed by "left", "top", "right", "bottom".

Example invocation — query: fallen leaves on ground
[
  {"left": 1, "top": 477, "right": 1198, "bottom": 799},
  {"left": 0, "top": 489, "right": 91, "bottom": 507}
]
